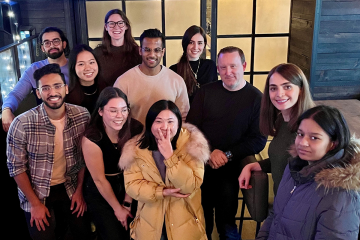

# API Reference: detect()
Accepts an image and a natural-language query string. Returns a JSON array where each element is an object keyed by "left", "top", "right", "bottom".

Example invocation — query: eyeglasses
[
  {"left": 41, "top": 38, "right": 62, "bottom": 48},
  {"left": 104, "top": 108, "right": 130, "bottom": 117},
  {"left": 141, "top": 47, "right": 164, "bottom": 54},
  {"left": 106, "top": 21, "right": 126, "bottom": 28},
  {"left": 38, "top": 83, "right": 66, "bottom": 93}
]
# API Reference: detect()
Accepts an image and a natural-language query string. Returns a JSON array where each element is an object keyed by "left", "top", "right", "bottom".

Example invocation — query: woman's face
[
  {"left": 151, "top": 110, "right": 179, "bottom": 140},
  {"left": 269, "top": 72, "right": 300, "bottom": 114},
  {"left": 75, "top": 50, "right": 98, "bottom": 86},
  {"left": 99, "top": 97, "right": 129, "bottom": 133},
  {"left": 105, "top": 14, "right": 128, "bottom": 42},
  {"left": 186, "top": 33, "right": 205, "bottom": 61},
  {"left": 295, "top": 118, "right": 334, "bottom": 161}
]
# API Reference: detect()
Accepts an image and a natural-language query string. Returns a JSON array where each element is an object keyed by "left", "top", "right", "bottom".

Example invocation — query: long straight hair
[
  {"left": 138, "top": 100, "right": 182, "bottom": 151},
  {"left": 260, "top": 63, "right": 315, "bottom": 136},
  {"left": 84, "top": 87, "right": 132, "bottom": 150},
  {"left": 100, "top": 9, "right": 139, "bottom": 55},
  {"left": 176, "top": 25, "right": 207, "bottom": 95}
]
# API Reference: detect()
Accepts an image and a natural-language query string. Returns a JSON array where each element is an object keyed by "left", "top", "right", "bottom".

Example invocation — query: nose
[
  {"left": 160, "top": 122, "right": 168, "bottom": 129},
  {"left": 277, "top": 88, "right": 284, "bottom": 97},
  {"left": 299, "top": 137, "right": 309, "bottom": 147}
]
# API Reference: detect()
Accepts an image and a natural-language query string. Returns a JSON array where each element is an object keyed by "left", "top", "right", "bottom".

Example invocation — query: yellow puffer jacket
[{"left": 119, "top": 123, "right": 210, "bottom": 240}]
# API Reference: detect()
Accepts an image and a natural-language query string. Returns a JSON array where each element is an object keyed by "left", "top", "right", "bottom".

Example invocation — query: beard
[
  {"left": 43, "top": 95, "right": 65, "bottom": 110},
  {"left": 45, "top": 48, "right": 64, "bottom": 59}
]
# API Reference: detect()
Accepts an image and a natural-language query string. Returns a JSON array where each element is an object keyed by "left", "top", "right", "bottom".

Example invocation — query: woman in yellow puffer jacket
[{"left": 119, "top": 100, "right": 210, "bottom": 240}]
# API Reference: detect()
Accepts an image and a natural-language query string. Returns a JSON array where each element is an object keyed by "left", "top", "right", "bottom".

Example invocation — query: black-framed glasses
[
  {"left": 106, "top": 21, "right": 126, "bottom": 28},
  {"left": 41, "top": 38, "right": 62, "bottom": 48},
  {"left": 38, "top": 83, "right": 66, "bottom": 93},
  {"left": 141, "top": 47, "right": 164, "bottom": 54}
]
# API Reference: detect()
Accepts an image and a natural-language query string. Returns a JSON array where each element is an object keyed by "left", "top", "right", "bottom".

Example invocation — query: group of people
[{"left": 3, "top": 8, "right": 360, "bottom": 240}]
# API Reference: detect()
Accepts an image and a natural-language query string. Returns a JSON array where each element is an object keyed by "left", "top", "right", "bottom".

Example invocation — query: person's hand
[
  {"left": 209, "top": 149, "right": 228, "bottom": 169},
  {"left": 239, "top": 164, "right": 253, "bottom": 189},
  {"left": 70, "top": 189, "right": 87, "bottom": 218},
  {"left": 114, "top": 205, "right": 133, "bottom": 230},
  {"left": 30, "top": 202, "right": 51, "bottom": 231},
  {"left": 2, "top": 108, "right": 15, "bottom": 132},
  {"left": 156, "top": 127, "right": 173, "bottom": 159},
  {"left": 163, "top": 188, "right": 190, "bottom": 198}
]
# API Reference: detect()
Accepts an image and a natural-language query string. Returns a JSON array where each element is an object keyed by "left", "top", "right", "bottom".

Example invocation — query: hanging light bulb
[{"left": 8, "top": 11, "right": 14, "bottom": 17}]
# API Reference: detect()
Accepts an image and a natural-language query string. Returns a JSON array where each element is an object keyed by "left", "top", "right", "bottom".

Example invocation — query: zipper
[{"left": 290, "top": 185, "right": 296, "bottom": 194}]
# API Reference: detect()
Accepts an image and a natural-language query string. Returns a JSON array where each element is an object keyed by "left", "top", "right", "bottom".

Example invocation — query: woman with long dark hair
[
  {"left": 82, "top": 87, "right": 143, "bottom": 240},
  {"left": 66, "top": 44, "right": 100, "bottom": 113},
  {"left": 120, "top": 100, "right": 210, "bottom": 240},
  {"left": 257, "top": 105, "right": 360, "bottom": 239},
  {"left": 94, "top": 9, "right": 141, "bottom": 91},
  {"left": 170, "top": 25, "right": 217, "bottom": 103}
]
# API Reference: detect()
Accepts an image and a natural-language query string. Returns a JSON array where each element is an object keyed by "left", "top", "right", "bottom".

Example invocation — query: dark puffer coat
[{"left": 257, "top": 138, "right": 360, "bottom": 240}]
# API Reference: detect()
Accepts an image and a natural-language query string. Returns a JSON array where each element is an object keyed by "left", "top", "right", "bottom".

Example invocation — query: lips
[
  {"left": 48, "top": 96, "right": 62, "bottom": 102},
  {"left": 276, "top": 99, "right": 289, "bottom": 104},
  {"left": 297, "top": 148, "right": 310, "bottom": 155}
]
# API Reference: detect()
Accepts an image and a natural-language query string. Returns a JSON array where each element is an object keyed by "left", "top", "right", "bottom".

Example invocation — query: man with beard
[
  {"left": 113, "top": 28, "right": 189, "bottom": 125},
  {"left": 6, "top": 64, "right": 92, "bottom": 240},
  {"left": 2, "top": 27, "right": 70, "bottom": 132}
]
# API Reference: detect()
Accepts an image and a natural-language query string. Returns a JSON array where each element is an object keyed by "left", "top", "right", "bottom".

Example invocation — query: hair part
[
  {"left": 138, "top": 100, "right": 182, "bottom": 151},
  {"left": 259, "top": 63, "right": 315, "bottom": 136},
  {"left": 38, "top": 27, "right": 70, "bottom": 56},
  {"left": 139, "top": 28, "right": 165, "bottom": 48},
  {"left": 33, "top": 63, "right": 66, "bottom": 88}
]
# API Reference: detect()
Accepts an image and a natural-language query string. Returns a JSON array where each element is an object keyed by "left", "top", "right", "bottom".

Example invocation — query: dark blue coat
[{"left": 257, "top": 140, "right": 360, "bottom": 240}]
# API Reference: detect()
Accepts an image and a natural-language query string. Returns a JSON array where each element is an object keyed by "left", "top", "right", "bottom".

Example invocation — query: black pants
[
  {"left": 201, "top": 166, "right": 241, "bottom": 240},
  {"left": 24, "top": 184, "right": 92, "bottom": 240},
  {"left": 84, "top": 173, "right": 132, "bottom": 240}
]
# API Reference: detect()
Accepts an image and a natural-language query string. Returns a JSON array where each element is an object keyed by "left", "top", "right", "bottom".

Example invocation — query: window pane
[
  {"left": 165, "top": 0, "right": 200, "bottom": 36},
  {"left": 165, "top": 39, "right": 183, "bottom": 67},
  {"left": 89, "top": 41, "right": 102, "bottom": 49},
  {"left": 253, "top": 74, "right": 268, "bottom": 92},
  {"left": 217, "top": 38, "right": 252, "bottom": 72},
  {"left": 256, "top": 0, "right": 291, "bottom": 34},
  {"left": 86, "top": 1, "right": 123, "bottom": 39},
  {"left": 126, "top": 1, "right": 162, "bottom": 38},
  {"left": 254, "top": 37, "right": 288, "bottom": 71},
  {"left": 218, "top": 0, "right": 253, "bottom": 35}
]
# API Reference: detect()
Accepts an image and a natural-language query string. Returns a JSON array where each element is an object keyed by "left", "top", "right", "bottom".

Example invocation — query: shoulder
[
  {"left": 119, "top": 135, "right": 142, "bottom": 170},
  {"left": 202, "top": 59, "right": 217, "bottom": 68},
  {"left": 162, "top": 66, "right": 183, "bottom": 81},
  {"left": 169, "top": 63, "right": 177, "bottom": 72},
  {"left": 65, "top": 103, "right": 90, "bottom": 121}
]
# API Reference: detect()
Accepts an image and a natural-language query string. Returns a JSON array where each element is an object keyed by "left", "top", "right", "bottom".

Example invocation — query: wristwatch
[
  {"left": 225, "top": 151, "right": 233, "bottom": 161},
  {"left": 123, "top": 201, "right": 131, "bottom": 208}
]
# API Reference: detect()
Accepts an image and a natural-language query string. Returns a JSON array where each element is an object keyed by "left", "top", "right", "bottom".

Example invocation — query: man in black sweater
[{"left": 186, "top": 46, "right": 267, "bottom": 240}]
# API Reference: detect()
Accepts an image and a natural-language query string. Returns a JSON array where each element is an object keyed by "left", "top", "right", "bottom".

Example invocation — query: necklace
[
  {"left": 83, "top": 88, "right": 97, "bottom": 96},
  {"left": 189, "top": 59, "right": 200, "bottom": 88}
]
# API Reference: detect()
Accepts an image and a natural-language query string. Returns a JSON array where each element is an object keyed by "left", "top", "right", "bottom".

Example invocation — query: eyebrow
[
  {"left": 76, "top": 58, "right": 95, "bottom": 63},
  {"left": 297, "top": 129, "right": 324, "bottom": 136},
  {"left": 269, "top": 82, "right": 292, "bottom": 86}
]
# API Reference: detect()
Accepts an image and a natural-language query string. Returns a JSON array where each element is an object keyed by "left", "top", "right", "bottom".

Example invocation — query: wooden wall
[{"left": 289, "top": 0, "right": 360, "bottom": 100}]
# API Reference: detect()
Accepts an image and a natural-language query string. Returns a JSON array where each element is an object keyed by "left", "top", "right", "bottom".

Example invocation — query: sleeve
[
  {"left": 2, "top": 67, "right": 36, "bottom": 112},
  {"left": 314, "top": 192, "right": 360, "bottom": 240},
  {"left": 6, "top": 118, "right": 28, "bottom": 177},
  {"left": 258, "top": 158, "right": 271, "bottom": 173},
  {"left": 209, "top": 60, "right": 218, "bottom": 83},
  {"left": 175, "top": 78, "right": 190, "bottom": 121},
  {"left": 256, "top": 211, "right": 274, "bottom": 240},
  {"left": 185, "top": 87, "right": 205, "bottom": 128},
  {"left": 229, "top": 94, "right": 267, "bottom": 162},
  {"left": 164, "top": 152, "right": 204, "bottom": 194},
  {"left": 113, "top": 75, "right": 128, "bottom": 95},
  {"left": 124, "top": 161, "right": 165, "bottom": 204}
]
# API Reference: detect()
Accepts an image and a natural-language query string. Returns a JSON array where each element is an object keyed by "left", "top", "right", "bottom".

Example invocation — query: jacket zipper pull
[{"left": 290, "top": 185, "right": 296, "bottom": 194}]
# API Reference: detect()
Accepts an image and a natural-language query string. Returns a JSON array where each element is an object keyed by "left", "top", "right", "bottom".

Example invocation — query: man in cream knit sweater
[{"left": 114, "top": 29, "right": 189, "bottom": 125}]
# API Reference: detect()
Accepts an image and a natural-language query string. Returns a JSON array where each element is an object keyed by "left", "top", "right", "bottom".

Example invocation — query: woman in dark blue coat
[{"left": 257, "top": 105, "right": 360, "bottom": 240}]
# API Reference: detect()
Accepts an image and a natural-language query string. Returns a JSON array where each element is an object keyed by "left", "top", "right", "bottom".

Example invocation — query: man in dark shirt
[{"left": 186, "top": 46, "right": 267, "bottom": 240}]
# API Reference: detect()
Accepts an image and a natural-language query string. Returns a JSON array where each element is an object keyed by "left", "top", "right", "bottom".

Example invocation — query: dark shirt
[{"left": 66, "top": 82, "right": 99, "bottom": 114}]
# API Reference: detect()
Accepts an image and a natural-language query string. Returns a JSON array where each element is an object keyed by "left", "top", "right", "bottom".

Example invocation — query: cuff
[
  {"left": 163, "top": 154, "right": 179, "bottom": 168},
  {"left": 155, "top": 185, "right": 165, "bottom": 200}
]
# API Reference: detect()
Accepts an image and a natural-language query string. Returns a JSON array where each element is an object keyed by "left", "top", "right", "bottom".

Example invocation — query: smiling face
[
  {"left": 217, "top": 51, "right": 247, "bottom": 91},
  {"left": 139, "top": 37, "right": 164, "bottom": 71},
  {"left": 36, "top": 73, "right": 68, "bottom": 111},
  {"left": 186, "top": 33, "right": 205, "bottom": 61},
  {"left": 295, "top": 118, "right": 334, "bottom": 161},
  {"left": 41, "top": 31, "right": 66, "bottom": 60},
  {"left": 75, "top": 50, "right": 98, "bottom": 86},
  {"left": 151, "top": 109, "right": 179, "bottom": 140},
  {"left": 269, "top": 72, "right": 301, "bottom": 120},
  {"left": 105, "top": 14, "right": 128, "bottom": 44},
  {"left": 99, "top": 97, "right": 129, "bottom": 133}
]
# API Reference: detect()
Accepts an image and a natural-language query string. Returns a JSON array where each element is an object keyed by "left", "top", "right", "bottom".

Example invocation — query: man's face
[
  {"left": 139, "top": 37, "right": 165, "bottom": 70},
  {"left": 217, "top": 51, "right": 247, "bottom": 91},
  {"left": 41, "top": 32, "right": 66, "bottom": 60},
  {"left": 36, "top": 73, "right": 68, "bottom": 111}
]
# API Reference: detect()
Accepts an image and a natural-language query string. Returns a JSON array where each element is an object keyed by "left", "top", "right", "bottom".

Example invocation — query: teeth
[{"left": 277, "top": 99, "right": 288, "bottom": 103}]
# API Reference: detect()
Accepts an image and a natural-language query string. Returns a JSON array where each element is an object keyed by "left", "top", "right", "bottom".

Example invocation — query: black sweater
[{"left": 186, "top": 80, "right": 267, "bottom": 176}]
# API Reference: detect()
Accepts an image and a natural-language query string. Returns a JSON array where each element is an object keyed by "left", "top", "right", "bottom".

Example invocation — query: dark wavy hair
[
  {"left": 297, "top": 105, "right": 350, "bottom": 157},
  {"left": 138, "top": 100, "right": 182, "bottom": 151},
  {"left": 33, "top": 63, "right": 65, "bottom": 88},
  {"left": 175, "top": 25, "right": 207, "bottom": 95},
  {"left": 99, "top": 9, "right": 138, "bottom": 55},
  {"left": 38, "top": 27, "right": 70, "bottom": 56},
  {"left": 84, "top": 87, "right": 133, "bottom": 150}
]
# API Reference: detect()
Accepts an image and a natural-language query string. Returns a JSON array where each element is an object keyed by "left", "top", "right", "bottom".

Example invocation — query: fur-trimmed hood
[
  {"left": 288, "top": 137, "right": 360, "bottom": 191},
  {"left": 119, "top": 123, "right": 210, "bottom": 170}
]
